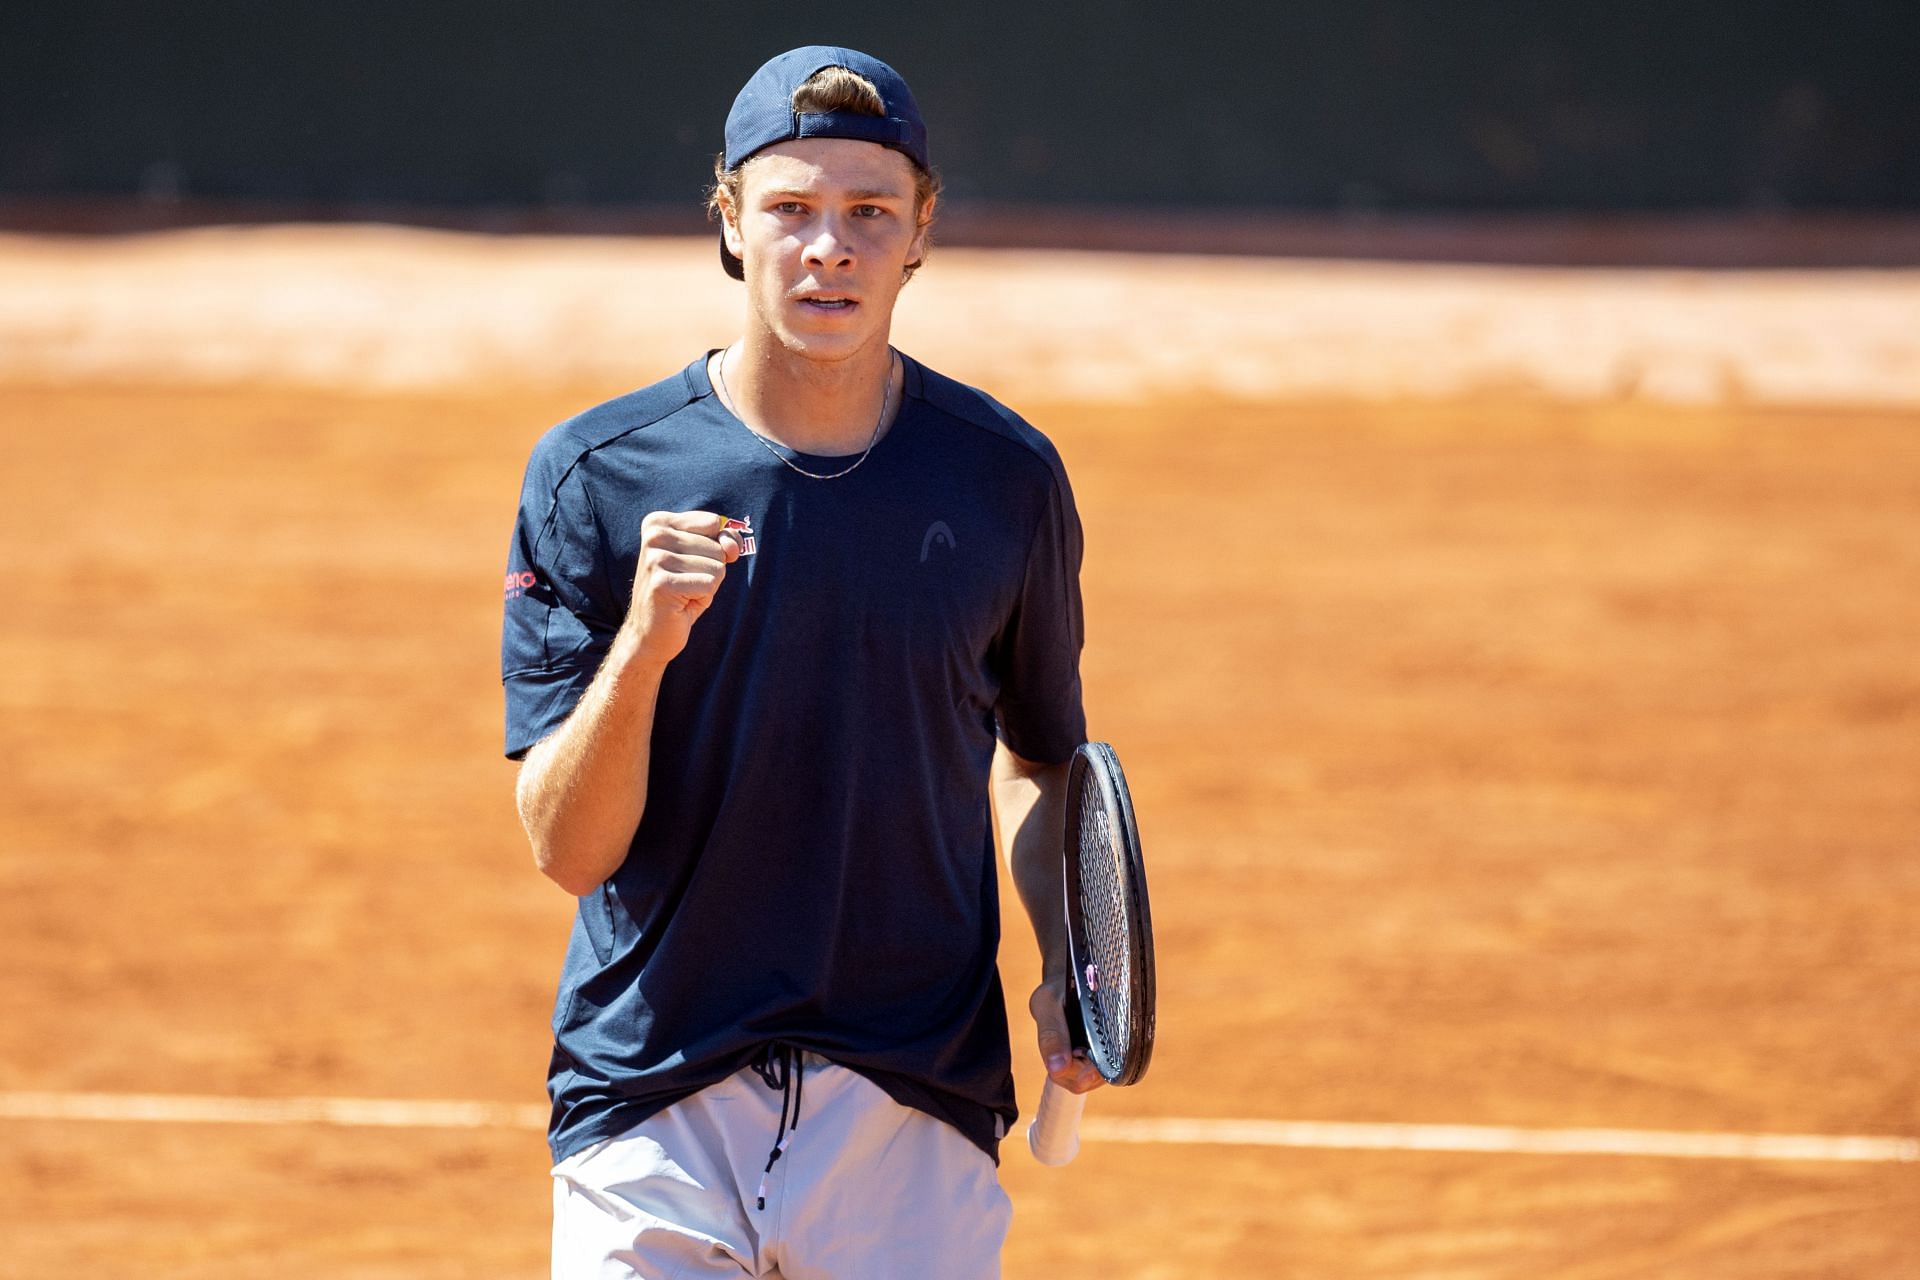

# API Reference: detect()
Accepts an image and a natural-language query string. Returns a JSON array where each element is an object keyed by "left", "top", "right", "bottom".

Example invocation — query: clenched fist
[
  {"left": 621, "top": 510, "right": 743, "bottom": 669},
  {"left": 1030, "top": 977, "right": 1107, "bottom": 1097}
]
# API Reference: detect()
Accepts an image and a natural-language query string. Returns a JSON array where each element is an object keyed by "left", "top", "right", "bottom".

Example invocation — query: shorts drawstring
[{"left": 751, "top": 1042, "right": 804, "bottom": 1211}]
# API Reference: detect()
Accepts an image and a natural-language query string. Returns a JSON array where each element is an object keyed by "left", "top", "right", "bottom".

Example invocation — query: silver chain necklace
[{"left": 713, "top": 347, "right": 895, "bottom": 481}]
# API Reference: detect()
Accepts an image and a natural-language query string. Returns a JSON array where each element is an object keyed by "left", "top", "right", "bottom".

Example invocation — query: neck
[{"left": 718, "top": 335, "right": 900, "bottom": 455}]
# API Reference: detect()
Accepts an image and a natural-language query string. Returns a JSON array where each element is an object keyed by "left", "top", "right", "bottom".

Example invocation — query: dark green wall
[{"left": 4, "top": 1, "right": 1915, "bottom": 214}]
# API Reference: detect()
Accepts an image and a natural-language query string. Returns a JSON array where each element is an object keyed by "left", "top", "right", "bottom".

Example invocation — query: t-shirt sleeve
[
  {"left": 992, "top": 464, "right": 1088, "bottom": 765},
  {"left": 500, "top": 443, "right": 618, "bottom": 760}
]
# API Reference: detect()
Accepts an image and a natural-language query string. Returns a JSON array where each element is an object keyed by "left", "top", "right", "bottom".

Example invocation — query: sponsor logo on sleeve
[{"left": 504, "top": 570, "right": 539, "bottom": 601}]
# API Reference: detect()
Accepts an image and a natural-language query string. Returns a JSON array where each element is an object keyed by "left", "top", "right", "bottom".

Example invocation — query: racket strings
[{"left": 1077, "top": 774, "right": 1134, "bottom": 1075}]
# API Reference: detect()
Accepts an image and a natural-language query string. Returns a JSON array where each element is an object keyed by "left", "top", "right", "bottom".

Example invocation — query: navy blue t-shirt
[{"left": 501, "top": 353, "right": 1086, "bottom": 1164}]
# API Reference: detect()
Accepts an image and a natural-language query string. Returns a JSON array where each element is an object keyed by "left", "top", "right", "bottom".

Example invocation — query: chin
[{"left": 773, "top": 325, "right": 882, "bottom": 363}]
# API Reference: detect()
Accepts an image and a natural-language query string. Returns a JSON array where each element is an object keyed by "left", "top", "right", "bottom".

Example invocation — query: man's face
[{"left": 722, "top": 138, "right": 931, "bottom": 364}]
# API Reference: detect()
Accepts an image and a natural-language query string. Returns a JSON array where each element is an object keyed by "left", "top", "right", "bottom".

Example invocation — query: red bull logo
[{"left": 721, "top": 515, "right": 758, "bottom": 557}]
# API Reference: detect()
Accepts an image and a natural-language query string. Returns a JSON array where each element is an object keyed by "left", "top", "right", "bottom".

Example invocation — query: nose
[{"left": 802, "top": 213, "right": 854, "bottom": 271}]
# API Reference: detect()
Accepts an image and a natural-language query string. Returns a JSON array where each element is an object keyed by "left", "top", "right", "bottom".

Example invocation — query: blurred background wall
[{"left": 4, "top": 0, "right": 1915, "bottom": 225}]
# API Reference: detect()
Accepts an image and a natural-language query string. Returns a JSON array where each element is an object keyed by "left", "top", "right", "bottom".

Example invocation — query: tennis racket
[{"left": 1027, "top": 740, "right": 1156, "bottom": 1166}]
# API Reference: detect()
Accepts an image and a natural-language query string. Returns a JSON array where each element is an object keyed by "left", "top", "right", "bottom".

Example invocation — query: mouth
[{"left": 793, "top": 291, "right": 859, "bottom": 315}]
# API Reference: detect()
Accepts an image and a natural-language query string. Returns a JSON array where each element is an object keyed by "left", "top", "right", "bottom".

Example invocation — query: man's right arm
[{"left": 514, "top": 510, "right": 740, "bottom": 896}]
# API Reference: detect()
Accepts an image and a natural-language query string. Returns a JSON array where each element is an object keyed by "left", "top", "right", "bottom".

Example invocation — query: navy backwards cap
[{"left": 717, "top": 46, "right": 930, "bottom": 279}]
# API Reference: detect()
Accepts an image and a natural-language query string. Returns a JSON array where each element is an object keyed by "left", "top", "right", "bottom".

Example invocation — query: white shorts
[{"left": 551, "top": 1053, "right": 1011, "bottom": 1279}]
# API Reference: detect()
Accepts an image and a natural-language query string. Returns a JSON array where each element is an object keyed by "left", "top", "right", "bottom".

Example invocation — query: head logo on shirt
[{"left": 920, "top": 520, "right": 957, "bottom": 563}]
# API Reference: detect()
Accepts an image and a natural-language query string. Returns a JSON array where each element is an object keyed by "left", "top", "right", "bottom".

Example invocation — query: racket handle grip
[{"left": 1027, "top": 1079, "right": 1087, "bottom": 1166}]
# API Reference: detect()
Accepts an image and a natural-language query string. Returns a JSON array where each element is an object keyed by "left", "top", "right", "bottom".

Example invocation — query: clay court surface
[{"left": 2, "top": 227, "right": 1918, "bottom": 1277}]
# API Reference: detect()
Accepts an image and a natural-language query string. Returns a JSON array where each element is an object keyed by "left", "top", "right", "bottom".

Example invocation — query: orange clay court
[{"left": 1, "top": 227, "right": 1917, "bottom": 1278}]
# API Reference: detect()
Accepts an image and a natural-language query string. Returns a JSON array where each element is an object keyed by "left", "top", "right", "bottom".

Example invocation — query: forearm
[
  {"left": 995, "top": 741, "right": 1105, "bottom": 1090},
  {"left": 991, "top": 742, "right": 1073, "bottom": 983},
  {"left": 515, "top": 628, "right": 669, "bottom": 896}
]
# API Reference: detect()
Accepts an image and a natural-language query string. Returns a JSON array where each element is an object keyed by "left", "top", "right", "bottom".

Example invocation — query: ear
[
  {"left": 718, "top": 188, "right": 746, "bottom": 260},
  {"left": 905, "top": 192, "right": 937, "bottom": 267}
]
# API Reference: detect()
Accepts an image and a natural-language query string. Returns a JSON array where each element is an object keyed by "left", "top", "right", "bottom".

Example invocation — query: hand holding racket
[{"left": 1028, "top": 741, "right": 1156, "bottom": 1166}]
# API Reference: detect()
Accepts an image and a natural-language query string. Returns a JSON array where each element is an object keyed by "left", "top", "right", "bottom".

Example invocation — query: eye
[{"left": 772, "top": 201, "right": 806, "bottom": 215}]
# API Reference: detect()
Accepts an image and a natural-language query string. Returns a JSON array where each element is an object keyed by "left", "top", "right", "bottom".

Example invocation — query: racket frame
[{"left": 1061, "top": 741, "right": 1156, "bottom": 1087}]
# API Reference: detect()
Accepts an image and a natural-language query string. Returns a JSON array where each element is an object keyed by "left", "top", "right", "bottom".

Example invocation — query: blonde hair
[
  {"left": 710, "top": 66, "right": 941, "bottom": 280},
  {"left": 795, "top": 65, "right": 888, "bottom": 117}
]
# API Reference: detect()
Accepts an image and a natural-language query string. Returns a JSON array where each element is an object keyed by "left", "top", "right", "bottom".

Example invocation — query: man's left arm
[{"left": 992, "top": 740, "right": 1106, "bottom": 1096}]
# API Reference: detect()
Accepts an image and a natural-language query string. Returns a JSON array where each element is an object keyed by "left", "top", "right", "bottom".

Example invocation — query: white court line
[
  {"left": 1, "top": 1092, "right": 1914, "bottom": 1164},
  {"left": 1082, "top": 1117, "right": 1920, "bottom": 1164},
  {"left": 0, "top": 1091, "right": 548, "bottom": 1131}
]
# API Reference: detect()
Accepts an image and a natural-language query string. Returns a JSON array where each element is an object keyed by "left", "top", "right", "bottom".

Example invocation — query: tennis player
[{"left": 502, "top": 45, "right": 1100, "bottom": 1278}]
